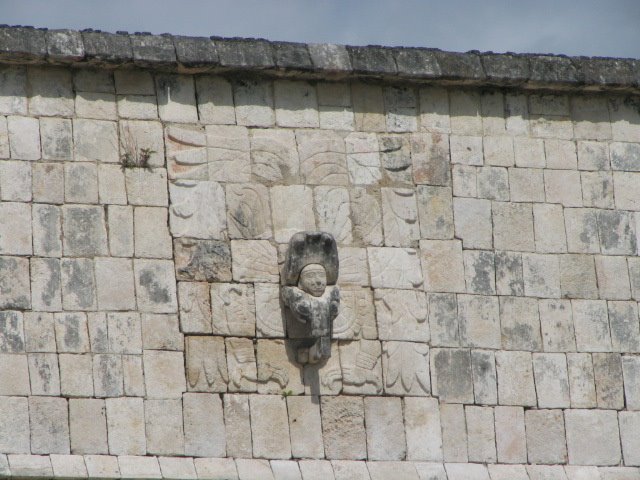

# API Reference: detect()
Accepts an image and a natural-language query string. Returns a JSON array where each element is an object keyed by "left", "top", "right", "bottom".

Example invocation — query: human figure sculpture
[{"left": 281, "top": 232, "right": 340, "bottom": 364}]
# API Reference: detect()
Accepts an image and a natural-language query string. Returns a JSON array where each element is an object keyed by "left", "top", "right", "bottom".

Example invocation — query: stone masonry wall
[{"left": 0, "top": 60, "right": 640, "bottom": 480}]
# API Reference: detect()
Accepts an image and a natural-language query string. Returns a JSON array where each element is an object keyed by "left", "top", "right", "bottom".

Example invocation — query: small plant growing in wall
[{"left": 119, "top": 126, "right": 156, "bottom": 171}]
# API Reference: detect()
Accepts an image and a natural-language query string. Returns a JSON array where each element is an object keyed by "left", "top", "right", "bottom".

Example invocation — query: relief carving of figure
[{"left": 281, "top": 231, "right": 340, "bottom": 364}]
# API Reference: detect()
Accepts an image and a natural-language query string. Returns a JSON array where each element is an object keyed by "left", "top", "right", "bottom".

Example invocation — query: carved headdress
[{"left": 282, "top": 231, "right": 339, "bottom": 286}]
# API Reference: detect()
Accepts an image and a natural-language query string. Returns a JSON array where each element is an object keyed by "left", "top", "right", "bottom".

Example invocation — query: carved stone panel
[
  {"left": 256, "top": 339, "right": 304, "bottom": 395},
  {"left": 382, "top": 341, "right": 430, "bottom": 395},
  {"left": 185, "top": 336, "right": 228, "bottom": 393},
  {"left": 225, "top": 337, "right": 258, "bottom": 393},
  {"left": 210, "top": 283, "right": 256, "bottom": 337},
  {"left": 333, "top": 287, "right": 377, "bottom": 340},
  {"left": 374, "top": 289, "right": 429, "bottom": 342},
  {"left": 339, "top": 340, "right": 383, "bottom": 395}
]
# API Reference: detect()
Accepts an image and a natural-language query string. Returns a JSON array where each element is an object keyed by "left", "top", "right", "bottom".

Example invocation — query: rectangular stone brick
[
  {"left": 62, "top": 205, "right": 108, "bottom": 257},
  {"left": 488, "top": 465, "right": 528, "bottom": 480},
  {"left": 593, "top": 352, "right": 624, "bottom": 409},
  {"left": 495, "top": 351, "right": 536, "bottom": 406},
  {"left": 431, "top": 348, "right": 473, "bottom": 404},
  {"left": 364, "top": 397, "right": 406, "bottom": 461},
  {"left": 533, "top": 353, "right": 570, "bottom": 408},
  {"left": 24, "top": 312, "right": 56, "bottom": 353},
  {"left": 404, "top": 397, "right": 442, "bottom": 462},
  {"left": 134, "top": 259, "right": 178, "bottom": 313},
  {"left": 145, "top": 399, "right": 184, "bottom": 455},
  {"left": 495, "top": 251, "right": 524, "bottom": 296},
  {"left": 143, "top": 350, "right": 185, "bottom": 398},
  {"left": 458, "top": 295, "right": 500, "bottom": 349},
  {"left": 95, "top": 258, "right": 136, "bottom": 311},
  {"left": 0, "top": 397, "right": 29, "bottom": 453},
  {"left": 93, "top": 354, "right": 123, "bottom": 397},
  {"left": 32, "top": 163, "right": 63, "bottom": 204},
  {"left": 315, "top": 186, "right": 353, "bottom": 244},
  {"left": 0, "top": 160, "right": 31, "bottom": 201},
  {"left": 32, "top": 204, "right": 62, "bottom": 257},
  {"left": 369, "top": 247, "right": 423, "bottom": 290},
  {"left": 185, "top": 336, "right": 227, "bottom": 393},
  {"left": 619, "top": 411, "right": 640, "bottom": 466},
  {"left": 484, "top": 136, "right": 514, "bottom": 167},
  {"left": 596, "top": 255, "right": 631, "bottom": 300},
  {"left": 428, "top": 293, "right": 460, "bottom": 347},
  {"left": 582, "top": 171, "right": 614, "bottom": 208},
  {"left": 539, "top": 300, "right": 576, "bottom": 352},
  {"left": 534, "top": 203, "right": 567, "bottom": 253},
  {"left": 374, "top": 289, "right": 429, "bottom": 342},
  {"left": 69, "top": 398, "right": 108, "bottom": 454},
  {"left": 0, "top": 202, "right": 32, "bottom": 255},
  {"left": 54, "top": 312, "right": 90, "bottom": 353},
  {"left": 565, "top": 208, "right": 600, "bottom": 253},
  {"left": 567, "top": 353, "right": 597, "bottom": 408},
  {"left": 608, "top": 301, "right": 640, "bottom": 352},
  {"left": 525, "top": 409, "right": 567, "bottom": 465},
  {"left": 598, "top": 210, "right": 636, "bottom": 255},
  {"left": 231, "top": 240, "right": 279, "bottom": 283},
  {"left": 321, "top": 396, "right": 366, "bottom": 460},
  {"left": 29, "top": 396, "right": 69, "bottom": 454},
  {"left": 514, "top": 136, "right": 545, "bottom": 167},
  {"left": 196, "top": 76, "right": 235, "bottom": 124},
  {"left": 493, "top": 202, "right": 534, "bottom": 252},
  {"left": 523, "top": 253, "right": 561, "bottom": 298},
  {"left": 28, "top": 352, "right": 60, "bottom": 395},
  {"left": 8, "top": 115, "right": 40, "bottom": 160},
  {"left": 500, "top": 296, "right": 542, "bottom": 350},
  {"left": 453, "top": 197, "right": 492, "bottom": 249},
  {"left": 477, "top": 166, "right": 509, "bottom": 201},
  {"left": 64, "top": 163, "right": 98, "bottom": 203},
  {"left": 495, "top": 406, "right": 526, "bottom": 464},
  {"left": 178, "top": 282, "right": 211, "bottom": 334},
  {"left": 411, "top": 132, "right": 451, "bottom": 186},
  {"left": 572, "top": 300, "right": 612, "bottom": 352},
  {"left": 560, "top": 254, "right": 598, "bottom": 299},
  {"left": 275, "top": 80, "right": 318, "bottom": 128},
  {"left": 509, "top": 167, "right": 545, "bottom": 202},
  {"left": 466, "top": 407, "right": 497, "bottom": 465},
  {"left": 565, "top": 409, "right": 621, "bottom": 466},
  {"left": 287, "top": 396, "right": 324, "bottom": 459},
  {"left": 463, "top": 250, "right": 496, "bottom": 295},
  {"left": 452, "top": 164, "right": 477, "bottom": 197},
  {"left": 471, "top": 350, "right": 497, "bottom": 405},
  {"left": 226, "top": 338, "right": 257, "bottom": 393},
  {"left": 440, "top": 403, "right": 468, "bottom": 463},
  {"left": 106, "top": 397, "right": 145, "bottom": 455},
  {"left": 416, "top": 185, "right": 453, "bottom": 240},
  {"left": 345, "top": 132, "right": 381, "bottom": 185},
  {"left": 59, "top": 354, "right": 94, "bottom": 397},
  {"left": 420, "top": 240, "right": 464, "bottom": 293},
  {"left": 622, "top": 356, "right": 640, "bottom": 411},
  {"left": 224, "top": 394, "right": 252, "bottom": 459},
  {"left": 339, "top": 340, "right": 382, "bottom": 395}
]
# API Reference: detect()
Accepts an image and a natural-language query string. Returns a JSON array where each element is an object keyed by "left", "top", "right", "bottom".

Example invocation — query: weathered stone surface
[
  {"left": 226, "top": 183, "right": 272, "bottom": 239},
  {"left": 382, "top": 341, "right": 430, "bottom": 395},
  {"left": 223, "top": 394, "right": 252, "bottom": 458},
  {"left": 40, "top": 117, "right": 72, "bottom": 160},
  {"left": 211, "top": 284, "right": 257, "bottom": 336},
  {"left": 466, "top": 406, "right": 496, "bottom": 463},
  {"left": 29, "top": 396, "right": 69, "bottom": 454},
  {"left": 420, "top": 240, "right": 465, "bottom": 293},
  {"left": 416, "top": 185, "right": 453, "bottom": 240},
  {"left": 350, "top": 188, "right": 383, "bottom": 246},
  {"left": 92, "top": 353, "right": 123, "bottom": 397},
  {"left": 368, "top": 247, "right": 423, "bottom": 289},
  {"left": 256, "top": 339, "right": 304, "bottom": 394},
  {"left": 440, "top": 403, "right": 468, "bottom": 462},
  {"left": 560, "top": 254, "right": 598, "bottom": 299},
  {"left": 231, "top": 240, "right": 279, "bottom": 283},
  {"left": 314, "top": 186, "right": 353, "bottom": 245},
  {"left": 73, "top": 118, "right": 119, "bottom": 163},
  {"left": 106, "top": 397, "right": 145, "bottom": 455},
  {"left": 143, "top": 350, "right": 185, "bottom": 398},
  {"left": 7, "top": 116, "right": 40, "bottom": 160},
  {"left": 500, "top": 296, "right": 542, "bottom": 350},
  {"left": 274, "top": 80, "right": 318, "bottom": 128},
  {"left": 622, "top": 356, "right": 640, "bottom": 410},
  {"left": 62, "top": 205, "right": 108, "bottom": 257},
  {"left": 523, "top": 253, "right": 561, "bottom": 298},
  {"left": 565, "top": 409, "right": 621, "bottom": 466},
  {"left": 463, "top": 250, "right": 496, "bottom": 295},
  {"left": 431, "top": 348, "right": 473, "bottom": 403},
  {"left": 0, "top": 396, "right": 29, "bottom": 453},
  {"left": 0, "top": 202, "right": 32, "bottom": 255},
  {"left": 95, "top": 257, "right": 136, "bottom": 311},
  {"left": 364, "top": 397, "right": 406, "bottom": 461},
  {"left": 592, "top": 353, "right": 624, "bottom": 409},
  {"left": 24, "top": 312, "right": 55, "bottom": 353},
  {"left": 206, "top": 125, "right": 251, "bottom": 182},
  {"left": 177, "top": 282, "right": 211, "bottom": 334},
  {"left": 287, "top": 396, "right": 324, "bottom": 459},
  {"left": 250, "top": 395, "right": 291, "bottom": 459},
  {"left": 297, "top": 130, "right": 348, "bottom": 185},
  {"left": 428, "top": 293, "right": 459, "bottom": 347},
  {"left": 134, "top": 259, "right": 178, "bottom": 313},
  {"left": 458, "top": 294, "right": 500, "bottom": 349},
  {"left": 226, "top": 337, "right": 258, "bottom": 392},
  {"left": 471, "top": 350, "right": 497, "bottom": 405},
  {"left": 567, "top": 353, "right": 597, "bottom": 408},
  {"left": 174, "top": 238, "right": 232, "bottom": 282},
  {"left": 145, "top": 399, "right": 184, "bottom": 455},
  {"left": 381, "top": 187, "right": 419, "bottom": 247},
  {"left": 495, "top": 351, "right": 536, "bottom": 406},
  {"left": 63, "top": 162, "right": 97, "bottom": 203},
  {"left": 59, "top": 353, "right": 94, "bottom": 397},
  {"left": 169, "top": 180, "right": 226, "bottom": 239},
  {"left": 32, "top": 204, "right": 62, "bottom": 257},
  {"left": 250, "top": 129, "right": 299, "bottom": 184},
  {"left": 539, "top": 299, "right": 576, "bottom": 352},
  {"left": 194, "top": 458, "right": 237, "bottom": 480},
  {"left": 346, "top": 132, "right": 381, "bottom": 184},
  {"left": 453, "top": 197, "right": 492, "bottom": 249},
  {"left": 321, "top": 396, "right": 366, "bottom": 460},
  {"left": 572, "top": 300, "right": 612, "bottom": 352},
  {"left": 596, "top": 255, "right": 631, "bottom": 300},
  {"left": 403, "top": 397, "right": 442, "bottom": 462},
  {"left": 495, "top": 406, "right": 526, "bottom": 464},
  {"left": 374, "top": 289, "right": 428, "bottom": 341},
  {"left": 69, "top": 398, "right": 108, "bottom": 454},
  {"left": 339, "top": 340, "right": 382, "bottom": 395},
  {"left": 28, "top": 352, "right": 60, "bottom": 395},
  {"left": 525, "top": 409, "right": 567, "bottom": 465},
  {"left": 0, "top": 161, "right": 31, "bottom": 202},
  {"left": 533, "top": 353, "right": 570, "bottom": 408},
  {"left": 619, "top": 411, "right": 640, "bottom": 466}
]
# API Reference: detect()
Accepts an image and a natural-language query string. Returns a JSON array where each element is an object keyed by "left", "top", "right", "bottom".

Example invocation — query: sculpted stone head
[{"left": 298, "top": 263, "right": 327, "bottom": 297}]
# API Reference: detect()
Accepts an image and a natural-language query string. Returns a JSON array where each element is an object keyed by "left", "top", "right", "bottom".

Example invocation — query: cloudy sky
[{"left": 3, "top": 0, "right": 640, "bottom": 58}]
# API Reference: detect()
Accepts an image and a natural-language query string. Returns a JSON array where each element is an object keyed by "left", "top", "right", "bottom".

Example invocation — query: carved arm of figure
[{"left": 282, "top": 286, "right": 312, "bottom": 324}]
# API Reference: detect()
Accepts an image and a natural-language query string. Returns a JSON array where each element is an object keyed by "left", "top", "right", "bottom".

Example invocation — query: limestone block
[
  {"left": 73, "top": 119, "right": 119, "bottom": 163},
  {"left": 317, "top": 82, "right": 351, "bottom": 108},
  {"left": 50, "top": 454, "right": 88, "bottom": 479},
  {"left": 145, "top": 399, "right": 184, "bottom": 455},
  {"left": 119, "top": 120, "right": 165, "bottom": 168},
  {"left": 158, "top": 457, "right": 197, "bottom": 480},
  {"left": 106, "top": 397, "right": 145, "bottom": 455},
  {"left": 143, "top": 350, "right": 185, "bottom": 398},
  {"left": 378, "top": 134, "right": 413, "bottom": 185},
  {"left": 385, "top": 86, "right": 417, "bottom": 132},
  {"left": 593, "top": 353, "right": 624, "bottom": 409},
  {"left": 113, "top": 71, "right": 152, "bottom": 95},
  {"left": 53, "top": 312, "right": 90, "bottom": 353},
  {"left": 59, "top": 354, "right": 93, "bottom": 397},
  {"left": 297, "top": 460, "right": 333, "bottom": 480},
  {"left": 7, "top": 454, "right": 52, "bottom": 478},
  {"left": 185, "top": 336, "right": 227, "bottom": 393},
  {"left": 374, "top": 289, "right": 429, "bottom": 342},
  {"left": 254, "top": 283, "right": 285, "bottom": 338},
  {"left": 576, "top": 141, "right": 608, "bottom": 171},
  {"left": 28, "top": 352, "right": 60, "bottom": 395},
  {"left": 513, "top": 137, "right": 545, "bottom": 168},
  {"left": 544, "top": 169, "right": 583, "bottom": 207},
  {"left": 62, "top": 205, "right": 108, "bottom": 257},
  {"left": 509, "top": 167, "right": 545, "bottom": 202},
  {"left": 250, "top": 129, "right": 299, "bottom": 184},
  {"left": 226, "top": 337, "right": 258, "bottom": 393},
  {"left": 479, "top": 93, "right": 504, "bottom": 135},
  {"left": 236, "top": 459, "right": 274, "bottom": 480},
  {"left": 24, "top": 312, "right": 56, "bottom": 353},
  {"left": 154, "top": 74, "right": 197, "bottom": 122},
  {"left": 450, "top": 90, "right": 482, "bottom": 135},
  {"left": 418, "top": 87, "right": 450, "bottom": 133},
  {"left": 32, "top": 204, "right": 62, "bottom": 257},
  {"left": 178, "top": 282, "right": 212, "bottom": 334},
  {"left": 165, "top": 124, "right": 207, "bottom": 180},
  {"left": 503, "top": 93, "right": 528, "bottom": 135},
  {"left": 381, "top": 341, "right": 430, "bottom": 395},
  {"left": 539, "top": 300, "right": 577, "bottom": 352},
  {"left": 0, "top": 311, "right": 23, "bottom": 354},
  {"left": 368, "top": 462, "right": 420, "bottom": 480},
  {"left": 619, "top": 411, "right": 640, "bottom": 466},
  {"left": 29, "top": 258, "right": 60, "bottom": 312},
  {"left": 608, "top": 302, "right": 640, "bottom": 352},
  {"left": 321, "top": 396, "right": 366, "bottom": 460},
  {"left": 483, "top": 136, "right": 514, "bottom": 168},
  {"left": 463, "top": 250, "right": 496, "bottom": 295},
  {"left": 543, "top": 140, "right": 576, "bottom": 171},
  {"left": 32, "top": 162, "right": 64, "bottom": 204},
  {"left": 527, "top": 465, "right": 570, "bottom": 480},
  {"left": 559, "top": 254, "right": 598, "bottom": 299},
  {"left": 224, "top": 394, "right": 253, "bottom": 458},
  {"left": 458, "top": 294, "right": 500, "bottom": 349},
  {"left": 495, "top": 202, "right": 536, "bottom": 252},
  {"left": 420, "top": 240, "right": 464, "bottom": 293},
  {"left": 523, "top": 253, "right": 561, "bottom": 298},
  {"left": 533, "top": 203, "right": 567, "bottom": 253},
  {"left": 125, "top": 168, "right": 168, "bottom": 206},
  {"left": 471, "top": 350, "right": 497, "bottom": 405},
  {"left": 411, "top": 132, "right": 451, "bottom": 186},
  {"left": 40, "top": 117, "right": 72, "bottom": 160},
  {"left": 611, "top": 141, "right": 640, "bottom": 173},
  {"left": 95, "top": 258, "right": 136, "bottom": 311},
  {"left": 453, "top": 198, "right": 492, "bottom": 249},
  {"left": 339, "top": 339, "right": 382, "bottom": 395},
  {"left": 380, "top": 187, "right": 419, "bottom": 247},
  {"left": 0, "top": 66, "right": 27, "bottom": 115},
  {"left": 169, "top": 180, "right": 226, "bottom": 239},
  {"left": 87, "top": 315, "right": 108, "bottom": 351},
  {"left": 363, "top": 397, "right": 406, "bottom": 461},
  {"left": 525, "top": 409, "right": 567, "bottom": 464},
  {"left": 64, "top": 163, "right": 98, "bottom": 203},
  {"left": 572, "top": 96, "right": 612, "bottom": 140},
  {"left": 7, "top": 116, "right": 40, "bottom": 160},
  {"left": 597, "top": 210, "right": 636, "bottom": 255},
  {"left": 366, "top": 247, "right": 421, "bottom": 290},
  {"left": 533, "top": 353, "right": 570, "bottom": 408},
  {"left": 93, "top": 354, "right": 124, "bottom": 397},
  {"left": 134, "top": 259, "right": 178, "bottom": 313},
  {"left": 271, "top": 185, "right": 315, "bottom": 243},
  {"left": 274, "top": 80, "right": 318, "bottom": 128},
  {"left": 28, "top": 66, "right": 74, "bottom": 115},
  {"left": 107, "top": 205, "right": 133, "bottom": 257},
  {"left": 303, "top": 343, "right": 342, "bottom": 396},
  {"left": 234, "top": 78, "right": 275, "bottom": 127},
  {"left": 450, "top": 160, "right": 474, "bottom": 193},
  {"left": 565, "top": 409, "right": 621, "bottom": 466},
  {"left": 0, "top": 256, "right": 30, "bottom": 310},
  {"left": 476, "top": 166, "right": 509, "bottom": 201},
  {"left": 596, "top": 255, "right": 631, "bottom": 300},
  {"left": 231, "top": 240, "right": 279, "bottom": 283},
  {"left": 226, "top": 183, "right": 272, "bottom": 239},
  {"left": 297, "top": 130, "right": 348, "bottom": 185},
  {"left": 174, "top": 238, "right": 232, "bottom": 283},
  {"left": 500, "top": 297, "right": 541, "bottom": 350},
  {"left": 196, "top": 76, "right": 235, "bottom": 124},
  {"left": 122, "top": 355, "right": 145, "bottom": 397},
  {"left": 415, "top": 186, "right": 453, "bottom": 240},
  {"left": 623, "top": 356, "right": 640, "bottom": 410},
  {"left": 105, "top": 312, "right": 141, "bottom": 354},
  {"left": 345, "top": 132, "right": 381, "bottom": 185},
  {"left": 117, "top": 456, "right": 161, "bottom": 479},
  {"left": 331, "top": 461, "right": 371, "bottom": 480},
  {"left": 133, "top": 207, "right": 172, "bottom": 258},
  {"left": 572, "top": 300, "right": 612, "bottom": 351},
  {"left": 440, "top": 403, "right": 468, "bottom": 462},
  {"left": 402, "top": 397, "right": 442, "bottom": 462},
  {"left": 206, "top": 125, "right": 251, "bottom": 182},
  {"left": 194, "top": 458, "right": 238, "bottom": 480},
  {"left": 495, "top": 406, "right": 526, "bottom": 464},
  {"left": 0, "top": 202, "right": 32, "bottom": 255},
  {"left": 350, "top": 188, "right": 383, "bottom": 245},
  {"left": 287, "top": 396, "right": 324, "bottom": 459},
  {"left": 69, "top": 398, "right": 107, "bottom": 454},
  {"left": 450, "top": 135, "right": 483, "bottom": 165},
  {"left": 0, "top": 160, "right": 31, "bottom": 201},
  {"left": 495, "top": 251, "right": 524, "bottom": 296},
  {"left": 250, "top": 395, "right": 292, "bottom": 459},
  {"left": 487, "top": 465, "right": 529, "bottom": 480},
  {"left": 256, "top": 339, "right": 304, "bottom": 395},
  {"left": 0, "top": 397, "right": 29, "bottom": 453},
  {"left": 430, "top": 348, "right": 473, "bottom": 404},
  {"left": 319, "top": 105, "right": 354, "bottom": 131},
  {"left": 337, "top": 247, "right": 368, "bottom": 287},
  {"left": 314, "top": 186, "right": 353, "bottom": 244},
  {"left": 567, "top": 353, "right": 597, "bottom": 408},
  {"left": 84, "top": 454, "right": 120, "bottom": 479},
  {"left": 581, "top": 171, "right": 614, "bottom": 209},
  {"left": 116, "top": 94, "right": 158, "bottom": 120},
  {"left": 495, "top": 351, "right": 536, "bottom": 406},
  {"left": 466, "top": 406, "right": 496, "bottom": 463},
  {"left": 351, "top": 83, "right": 385, "bottom": 132},
  {"left": 29, "top": 396, "right": 69, "bottom": 454}
]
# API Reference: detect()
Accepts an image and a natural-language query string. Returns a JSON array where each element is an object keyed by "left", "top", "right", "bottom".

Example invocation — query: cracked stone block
[
  {"left": 321, "top": 396, "right": 366, "bottom": 460},
  {"left": 69, "top": 398, "right": 107, "bottom": 454},
  {"left": 620, "top": 411, "right": 640, "bottom": 466},
  {"left": 185, "top": 336, "right": 227, "bottom": 393},
  {"left": 50, "top": 455, "right": 88, "bottom": 479},
  {"left": 155, "top": 74, "right": 197, "bottom": 123},
  {"left": 195, "top": 76, "right": 235, "bottom": 124},
  {"left": 134, "top": 259, "right": 178, "bottom": 313}
]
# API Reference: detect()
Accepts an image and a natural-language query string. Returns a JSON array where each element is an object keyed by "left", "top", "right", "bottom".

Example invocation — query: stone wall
[{"left": 1, "top": 33, "right": 640, "bottom": 479}]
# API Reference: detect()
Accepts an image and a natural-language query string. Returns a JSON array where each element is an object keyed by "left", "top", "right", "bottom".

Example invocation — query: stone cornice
[{"left": 0, "top": 25, "right": 639, "bottom": 93}]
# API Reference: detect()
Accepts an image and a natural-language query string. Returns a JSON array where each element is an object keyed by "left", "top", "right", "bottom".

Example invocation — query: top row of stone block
[{"left": 2, "top": 26, "right": 640, "bottom": 91}]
